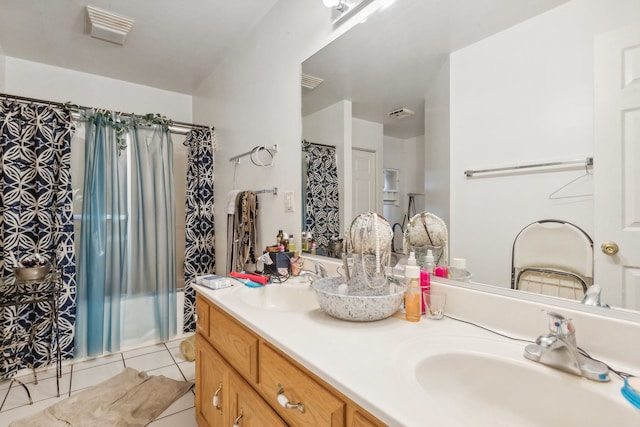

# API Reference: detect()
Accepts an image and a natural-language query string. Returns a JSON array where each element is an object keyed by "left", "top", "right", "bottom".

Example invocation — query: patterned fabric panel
[
  {"left": 183, "top": 129, "right": 215, "bottom": 333},
  {"left": 0, "top": 102, "right": 76, "bottom": 378},
  {"left": 303, "top": 142, "right": 340, "bottom": 249}
]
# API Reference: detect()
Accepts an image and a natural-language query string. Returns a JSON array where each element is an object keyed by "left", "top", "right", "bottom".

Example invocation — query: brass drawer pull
[
  {"left": 212, "top": 383, "right": 222, "bottom": 411},
  {"left": 276, "top": 384, "right": 305, "bottom": 413}
]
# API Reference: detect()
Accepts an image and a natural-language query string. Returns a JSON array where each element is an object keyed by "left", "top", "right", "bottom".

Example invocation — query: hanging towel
[
  {"left": 227, "top": 189, "right": 241, "bottom": 214},
  {"left": 227, "top": 191, "right": 259, "bottom": 273}
]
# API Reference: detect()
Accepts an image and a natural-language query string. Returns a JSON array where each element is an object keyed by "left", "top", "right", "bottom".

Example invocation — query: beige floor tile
[
  {"left": 148, "top": 407, "right": 198, "bottom": 426},
  {"left": 125, "top": 350, "right": 175, "bottom": 372},
  {"left": 70, "top": 360, "right": 126, "bottom": 392}
]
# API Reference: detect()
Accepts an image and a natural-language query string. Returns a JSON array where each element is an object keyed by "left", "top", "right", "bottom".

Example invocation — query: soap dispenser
[{"left": 404, "top": 252, "right": 421, "bottom": 322}]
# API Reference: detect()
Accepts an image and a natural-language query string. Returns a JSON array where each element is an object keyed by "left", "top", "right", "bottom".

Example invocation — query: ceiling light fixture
[
  {"left": 85, "top": 5, "right": 135, "bottom": 45},
  {"left": 322, "top": 0, "right": 374, "bottom": 25}
]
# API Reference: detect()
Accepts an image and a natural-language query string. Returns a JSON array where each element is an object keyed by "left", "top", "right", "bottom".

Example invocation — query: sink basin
[
  {"left": 238, "top": 283, "right": 319, "bottom": 312},
  {"left": 400, "top": 336, "right": 637, "bottom": 426}
]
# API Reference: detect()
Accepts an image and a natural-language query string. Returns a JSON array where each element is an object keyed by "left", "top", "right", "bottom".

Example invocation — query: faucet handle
[{"left": 545, "top": 311, "right": 575, "bottom": 337}]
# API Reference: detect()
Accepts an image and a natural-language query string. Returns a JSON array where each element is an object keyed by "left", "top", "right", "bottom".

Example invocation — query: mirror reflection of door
[
  {"left": 594, "top": 22, "right": 640, "bottom": 310},
  {"left": 352, "top": 148, "right": 377, "bottom": 215}
]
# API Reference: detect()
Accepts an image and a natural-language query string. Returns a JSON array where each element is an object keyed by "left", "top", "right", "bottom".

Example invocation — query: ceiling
[
  {"left": 302, "top": 0, "right": 569, "bottom": 139},
  {"left": 0, "top": 0, "right": 279, "bottom": 94}
]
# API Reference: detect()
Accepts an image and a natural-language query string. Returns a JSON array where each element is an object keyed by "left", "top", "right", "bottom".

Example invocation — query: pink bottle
[{"left": 420, "top": 270, "right": 430, "bottom": 315}]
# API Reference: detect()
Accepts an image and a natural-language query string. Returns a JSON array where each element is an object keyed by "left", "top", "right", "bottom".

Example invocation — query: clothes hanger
[{"left": 548, "top": 162, "right": 593, "bottom": 199}]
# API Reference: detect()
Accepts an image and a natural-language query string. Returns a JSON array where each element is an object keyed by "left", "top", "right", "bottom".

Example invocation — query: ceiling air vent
[
  {"left": 86, "top": 5, "right": 135, "bottom": 45},
  {"left": 302, "top": 73, "right": 324, "bottom": 90},
  {"left": 388, "top": 108, "right": 415, "bottom": 119}
]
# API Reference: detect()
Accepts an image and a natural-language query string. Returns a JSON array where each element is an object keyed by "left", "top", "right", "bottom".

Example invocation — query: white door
[
  {"left": 594, "top": 23, "right": 640, "bottom": 310},
  {"left": 352, "top": 148, "right": 377, "bottom": 216}
]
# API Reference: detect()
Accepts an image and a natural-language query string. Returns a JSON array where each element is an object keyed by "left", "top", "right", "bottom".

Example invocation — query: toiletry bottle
[
  {"left": 288, "top": 234, "right": 295, "bottom": 252},
  {"left": 422, "top": 249, "right": 436, "bottom": 273},
  {"left": 404, "top": 252, "right": 421, "bottom": 322},
  {"left": 276, "top": 229, "right": 284, "bottom": 246},
  {"left": 449, "top": 257, "right": 471, "bottom": 282},
  {"left": 434, "top": 266, "right": 449, "bottom": 278},
  {"left": 420, "top": 269, "right": 430, "bottom": 315},
  {"left": 310, "top": 241, "right": 317, "bottom": 255},
  {"left": 301, "top": 232, "right": 309, "bottom": 252}
]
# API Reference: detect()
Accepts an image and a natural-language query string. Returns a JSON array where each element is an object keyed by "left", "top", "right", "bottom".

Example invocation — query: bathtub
[{"left": 120, "top": 289, "right": 189, "bottom": 350}]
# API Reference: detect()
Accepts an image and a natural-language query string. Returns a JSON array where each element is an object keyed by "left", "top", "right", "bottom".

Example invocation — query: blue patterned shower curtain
[
  {"left": 183, "top": 128, "right": 215, "bottom": 333},
  {"left": 0, "top": 101, "right": 76, "bottom": 377},
  {"left": 302, "top": 140, "right": 340, "bottom": 250}
]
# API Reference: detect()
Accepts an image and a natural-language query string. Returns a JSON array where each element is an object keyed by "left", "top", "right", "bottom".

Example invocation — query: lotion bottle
[
  {"left": 422, "top": 249, "right": 436, "bottom": 273},
  {"left": 404, "top": 252, "right": 421, "bottom": 322}
]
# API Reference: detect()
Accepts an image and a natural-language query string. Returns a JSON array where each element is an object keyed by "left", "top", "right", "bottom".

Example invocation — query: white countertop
[{"left": 196, "top": 277, "right": 640, "bottom": 426}]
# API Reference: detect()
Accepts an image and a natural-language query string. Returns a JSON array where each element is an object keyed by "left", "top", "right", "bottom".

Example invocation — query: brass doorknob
[{"left": 601, "top": 242, "right": 619, "bottom": 255}]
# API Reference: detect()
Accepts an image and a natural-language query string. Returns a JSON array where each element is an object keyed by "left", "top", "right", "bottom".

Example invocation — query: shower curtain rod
[
  {"left": 0, "top": 92, "right": 213, "bottom": 135},
  {"left": 302, "top": 139, "right": 335, "bottom": 149}
]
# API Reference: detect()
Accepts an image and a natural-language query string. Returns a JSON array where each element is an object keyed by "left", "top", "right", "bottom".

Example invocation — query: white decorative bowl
[{"left": 311, "top": 276, "right": 405, "bottom": 322}]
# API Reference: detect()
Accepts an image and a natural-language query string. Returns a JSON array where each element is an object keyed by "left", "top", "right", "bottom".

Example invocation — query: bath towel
[{"left": 10, "top": 367, "right": 193, "bottom": 427}]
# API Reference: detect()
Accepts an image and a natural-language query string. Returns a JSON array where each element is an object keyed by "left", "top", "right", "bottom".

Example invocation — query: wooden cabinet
[
  {"left": 195, "top": 293, "right": 386, "bottom": 427},
  {"left": 195, "top": 334, "right": 224, "bottom": 427},
  {"left": 196, "top": 333, "right": 285, "bottom": 427}
]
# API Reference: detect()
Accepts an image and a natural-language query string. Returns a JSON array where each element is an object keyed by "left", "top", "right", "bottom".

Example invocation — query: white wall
[
  {"left": 193, "top": 0, "right": 335, "bottom": 274},
  {"left": 449, "top": 0, "right": 640, "bottom": 287},
  {"left": 0, "top": 51, "right": 6, "bottom": 92},
  {"left": 425, "top": 60, "right": 450, "bottom": 226},
  {"left": 4, "top": 57, "right": 192, "bottom": 121}
]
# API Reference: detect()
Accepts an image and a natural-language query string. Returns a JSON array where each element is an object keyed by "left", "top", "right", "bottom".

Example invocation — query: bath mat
[{"left": 10, "top": 367, "right": 194, "bottom": 427}]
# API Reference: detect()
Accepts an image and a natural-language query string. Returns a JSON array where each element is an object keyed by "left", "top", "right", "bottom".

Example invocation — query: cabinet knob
[
  {"left": 276, "top": 384, "right": 305, "bottom": 413},
  {"left": 212, "top": 383, "right": 222, "bottom": 412},
  {"left": 601, "top": 241, "right": 619, "bottom": 255}
]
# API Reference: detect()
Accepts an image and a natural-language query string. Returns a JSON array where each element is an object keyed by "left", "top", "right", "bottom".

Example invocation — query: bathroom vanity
[
  {"left": 194, "top": 287, "right": 384, "bottom": 426},
  {"left": 194, "top": 276, "right": 640, "bottom": 426}
]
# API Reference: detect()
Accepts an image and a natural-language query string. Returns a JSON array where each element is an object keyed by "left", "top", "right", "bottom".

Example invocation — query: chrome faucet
[
  {"left": 581, "top": 285, "right": 610, "bottom": 308},
  {"left": 299, "top": 261, "right": 328, "bottom": 283},
  {"left": 524, "top": 311, "right": 610, "bottom": 382}
]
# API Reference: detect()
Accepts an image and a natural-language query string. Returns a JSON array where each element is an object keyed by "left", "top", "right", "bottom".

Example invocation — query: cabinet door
[
  {"left": 196, "top": 295, "right": 210, "bottom": 336},
  {"left": 195, "top": 334, "right": 225, "bottom": 427},
  {"left": 228, "top": 370, "right": 287, "bottom": 427}
]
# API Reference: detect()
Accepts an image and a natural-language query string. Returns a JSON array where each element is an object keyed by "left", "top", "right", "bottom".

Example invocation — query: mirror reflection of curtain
[
  {"left": 302, "top": 140, "right": 340, "bottom": 249},
  {"left": 75, "top": 114, "right": 177, "bottom": 358},
  {"left": 0, "top": 101, "right": 76, "bottom": 377},
  {"left": 182, "top": 128, "right": 215, "bottom": 333}
]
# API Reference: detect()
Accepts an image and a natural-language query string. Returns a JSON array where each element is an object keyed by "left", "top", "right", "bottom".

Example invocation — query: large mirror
[{"left": 301, "top": 0, "right": 640, "bottom": 315}]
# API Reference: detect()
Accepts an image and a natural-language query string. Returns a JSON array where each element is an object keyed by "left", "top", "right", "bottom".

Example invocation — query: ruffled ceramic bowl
[{"left": 311, "top": 276, "right": 405, "bottom": 322}]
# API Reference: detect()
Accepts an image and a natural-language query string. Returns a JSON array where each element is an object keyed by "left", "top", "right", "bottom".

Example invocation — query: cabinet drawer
[
  {"left": 209, "top": 305, "right": 258, "bottom": 383},
  {"left": 196, "top": 295, "right": 210, "bottom": 336},
  {"left": 259, "top": 342, "right": 345, "bottom": 426}
]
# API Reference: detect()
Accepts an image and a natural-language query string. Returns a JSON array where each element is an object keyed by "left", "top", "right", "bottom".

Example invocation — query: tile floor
[{"left": 0, "top": 337, "right": 197, "bottom": 426}]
